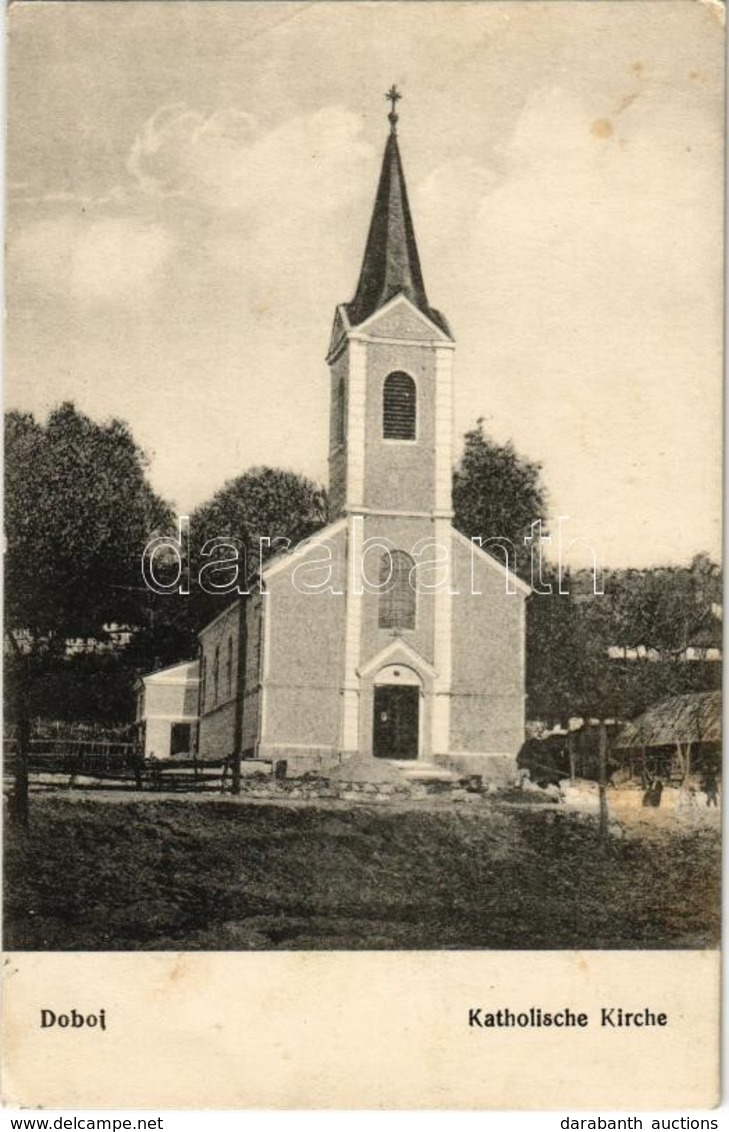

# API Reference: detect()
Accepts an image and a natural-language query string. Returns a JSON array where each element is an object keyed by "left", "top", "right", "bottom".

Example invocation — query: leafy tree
[
  {"left": 528, "top": 558, "right": 722, "bottom": 725},
  {"left": 452, "top": 419, "right": 548, "bottom": 578},
  {"left": 4, "top": 403, "right": 174, "bottom": 822},
  {"left": 599, "top": 556, "right": 722, "bottom": 661},
  {"left": 9, "top": 652, "right": 143, "bottom": 726},
  {"left": 526, "top": 569, "right": 582, "bottom": 727},
  {"left": 183, "top": 466, "right": 328, "bottom": 629},
  {"left": 5, "top": 404, "right": 172, "bottom": 646}
]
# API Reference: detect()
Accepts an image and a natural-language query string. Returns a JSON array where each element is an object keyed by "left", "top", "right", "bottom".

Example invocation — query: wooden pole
[
  {"left": 681, "top": 740, "right": 693, "bottom": 795},
  {"left": 7, "top": 635, "right": 30, "bottom": 827},
  {"left": 675, "top": 741, "right": 685, "bottom": 788},
  {"left": 12, "top": 709, "right": 30, "bottom": 827},
  {"left": 598, "top": 718, "right": 609, "bottom": 840},
  {"left": 568, "top": 730, "right": 576, "bottom": 784},
  {"left": 231, "top": 598, "right": 248, "bottom": 796}
]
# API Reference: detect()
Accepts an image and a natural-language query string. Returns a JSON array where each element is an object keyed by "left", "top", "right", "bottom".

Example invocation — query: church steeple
[
  {"left": 327, "top": 88, "right": 456, "bottom": 523},
  {"left": 345, "top": 87, "right": 451, "bottom": 338}
]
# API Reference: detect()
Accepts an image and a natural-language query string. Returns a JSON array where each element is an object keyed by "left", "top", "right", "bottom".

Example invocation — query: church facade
[{"left": 197, "top": 101, "right": 528, "bottom": 781}]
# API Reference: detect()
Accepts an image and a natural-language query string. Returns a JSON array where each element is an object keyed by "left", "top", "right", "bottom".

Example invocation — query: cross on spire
[{"left": 385, "top": 84, "right": 402, "bottom": 131}]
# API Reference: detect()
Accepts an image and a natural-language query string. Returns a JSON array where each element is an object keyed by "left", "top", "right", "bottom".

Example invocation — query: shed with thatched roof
[{"left": 613, "top": 691, "right": 721, "bottom": 787}]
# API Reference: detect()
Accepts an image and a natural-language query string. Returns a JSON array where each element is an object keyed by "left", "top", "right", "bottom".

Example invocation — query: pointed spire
[{"left": 345, "top": 89, "right": 451, "bottom": 337}]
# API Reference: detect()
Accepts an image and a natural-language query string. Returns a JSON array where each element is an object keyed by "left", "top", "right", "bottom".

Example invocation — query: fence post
[{"left": 598, "top": 718, "right": 609, "bottom": 841}]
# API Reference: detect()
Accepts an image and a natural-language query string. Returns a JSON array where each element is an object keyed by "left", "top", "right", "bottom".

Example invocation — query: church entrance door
[{"left": 373, "top": 685, "right": 419, "bottom": 760}]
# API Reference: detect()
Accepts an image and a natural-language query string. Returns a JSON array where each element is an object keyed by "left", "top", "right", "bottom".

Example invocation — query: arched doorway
[{"left": 372, "top": 664, "right": 421, "bottom": 760}]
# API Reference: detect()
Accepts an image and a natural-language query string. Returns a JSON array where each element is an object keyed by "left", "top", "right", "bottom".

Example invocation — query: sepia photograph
[{"left": 2, "top": 0, "right": 723, "bottom": 1110}]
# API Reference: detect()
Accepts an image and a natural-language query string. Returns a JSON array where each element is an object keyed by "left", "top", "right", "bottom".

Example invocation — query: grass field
[{"left": 3, "top": 794, "right": 720, "bottom": 951}]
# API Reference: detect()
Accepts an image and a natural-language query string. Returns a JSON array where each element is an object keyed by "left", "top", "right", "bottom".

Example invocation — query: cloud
[
  {"left": 120, "top": 102, "right": 379, "bottom": 322},
  {"left": 126, "top": 104, "right": 254, "bottom": 198},
  {"left": 10, "top": 215, "right": 174, "bottom": 302},
  {"left": 414, "top": 157, "right": 498, "bottom": 248},
  {"left": 9, "top": 102, "right": 375, "bottom": 322},
  {"left": 127, "top": 103, "right": 374, "bottom": 217},
  {"left": 448, "top": 84, "right": 722, "bottom": 565}
]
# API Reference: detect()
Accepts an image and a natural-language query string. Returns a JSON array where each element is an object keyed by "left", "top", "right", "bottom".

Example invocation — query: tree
[
  {"left": 601, "top": 556, "right": 722, "bottom": 662},
  {"left": 184, "top": 466, "right": 328, "bottom": 629},
  {"left": 528, "top": 559, "right": 722, "bottom": 728},
  {"left": 4, "top": 403, "right": 174, "bottom": 822},
  {"left": 6, "top": 404, "right": 172, "bottom": 644},
  {"left": 452, "top": 420, "right": 548, "bottom": 579},
  {"left": 526, "top": 568, "right": 582, "bottom": 728}
]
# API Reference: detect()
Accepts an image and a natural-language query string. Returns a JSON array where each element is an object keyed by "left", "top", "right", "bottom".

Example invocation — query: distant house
[
  {"left": 136, "top": 661, "right": 200, "bottom": 760},
  {"left": 65, "top": 622, "right": 136, "bottom": 657},
  {"left": 5, "top": 622, "right": 138, "bottom": 659}
]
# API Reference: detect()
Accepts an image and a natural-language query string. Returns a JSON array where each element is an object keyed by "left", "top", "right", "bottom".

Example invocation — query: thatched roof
[{"left": 614, "top": 691, "right": 722, "bottom": 749}]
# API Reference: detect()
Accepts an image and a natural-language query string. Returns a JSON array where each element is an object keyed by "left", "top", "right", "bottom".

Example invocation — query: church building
[{"left": 197, "top": 92, "right": 529, "bottom": 781}]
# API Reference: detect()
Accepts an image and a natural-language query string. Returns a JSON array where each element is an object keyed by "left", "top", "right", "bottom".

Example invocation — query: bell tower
[{"left": 326, "top": 87, "right": 455, "bottom": 523}]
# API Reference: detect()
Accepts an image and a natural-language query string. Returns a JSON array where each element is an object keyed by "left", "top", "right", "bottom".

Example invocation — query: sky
[{"left": 6, "top": 0, "right": 724, "bottom": 568}]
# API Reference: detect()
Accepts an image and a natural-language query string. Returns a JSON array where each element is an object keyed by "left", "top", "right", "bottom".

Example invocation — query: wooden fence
[{"left": 3, "top": 737, "right": 233, "bottom": 793}]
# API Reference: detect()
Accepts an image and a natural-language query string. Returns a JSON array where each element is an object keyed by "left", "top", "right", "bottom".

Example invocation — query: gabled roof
[
  {"left": 452, "top": 527, "right": 532, "bottom": 597},
  {"left": 143, "top": 659, "right": 199, "bottom": 686},
  {"left": 197, "top": 598, "right": 243, "bottom": 640},
  {"left": 345, "top": 125, "right": 452, "bottom": 340},
  {"left": 260, "top": 518, "right": 348, "bottom": 581}
]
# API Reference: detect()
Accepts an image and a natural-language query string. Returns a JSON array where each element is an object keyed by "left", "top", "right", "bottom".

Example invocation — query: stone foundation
[
  {"left": 255, "top": 747, "right": 344, "bottom": 777},
  {"left": 253, "top": 748, "right": 519, "bottom": 784},
  {"left": 232, "top": 772, "right": 489, "bottom": 804},
  {"left": 433, "top": 752, "right": 518, "bottom": 785}
]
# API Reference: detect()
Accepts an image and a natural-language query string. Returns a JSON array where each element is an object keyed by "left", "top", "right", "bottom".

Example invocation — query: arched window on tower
[
  {"left": 383, "top": 371, "right": 416, "bottom": 440},
  {"left": 378, "top": 550, "right": 416, "bottom": 630}
]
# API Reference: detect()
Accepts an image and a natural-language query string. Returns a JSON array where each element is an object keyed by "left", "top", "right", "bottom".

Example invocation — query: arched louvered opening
[
  {"left": 378, "top": 550, "right": 416, "bottom": 630},
  {"left": 383, "top": 371, "right": 416, "bottom": 440}
]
